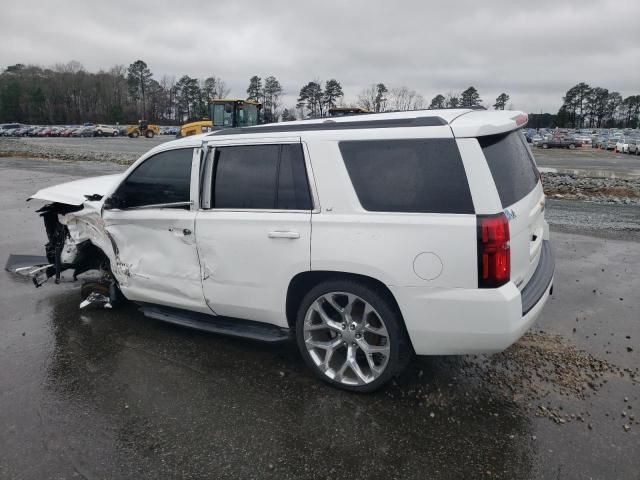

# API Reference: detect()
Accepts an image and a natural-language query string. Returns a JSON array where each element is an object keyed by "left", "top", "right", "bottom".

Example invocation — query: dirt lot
[{"left": 0, "top": 148, "right": 639, "bottom": 479}]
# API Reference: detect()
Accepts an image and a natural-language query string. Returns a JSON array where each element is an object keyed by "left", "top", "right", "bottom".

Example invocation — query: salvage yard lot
[{"left": 0, "top": 140, "right": 639, "bottom": 479}]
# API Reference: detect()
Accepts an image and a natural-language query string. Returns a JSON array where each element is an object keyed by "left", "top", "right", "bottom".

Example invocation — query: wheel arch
[{"left": 285, "top": 270, "right": 410, "bottom": 341}]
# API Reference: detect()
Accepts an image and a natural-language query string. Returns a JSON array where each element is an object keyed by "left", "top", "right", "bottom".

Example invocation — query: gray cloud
[{"left": 2, "top": 0, "right": 639, "bottom": 112}]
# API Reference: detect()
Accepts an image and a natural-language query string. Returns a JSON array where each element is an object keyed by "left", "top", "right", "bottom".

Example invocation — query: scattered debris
[{"left": 79, "top": 292, "right": 112, "bottom": 309}]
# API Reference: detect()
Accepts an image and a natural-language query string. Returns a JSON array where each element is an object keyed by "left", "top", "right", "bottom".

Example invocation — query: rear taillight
[{"left": 477, "top": 213, "right": 510, "bottom": 288}]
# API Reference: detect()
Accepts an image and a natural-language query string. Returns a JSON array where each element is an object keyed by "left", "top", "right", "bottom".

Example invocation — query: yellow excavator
[
  {"left": 126, "top": 120, "right": 161, "bottom": 138},
  {"left": 178, "top": 99, "right": 262, "bottom": 137}
]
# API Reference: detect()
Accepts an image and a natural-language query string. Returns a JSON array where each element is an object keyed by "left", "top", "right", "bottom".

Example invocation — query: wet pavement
[{"left": 1, "top": 157, "right": 639, "bottom": 479}]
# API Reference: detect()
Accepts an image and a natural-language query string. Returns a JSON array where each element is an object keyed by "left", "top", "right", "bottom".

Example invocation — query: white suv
[
  {"left": 94, "top": 124, "right": 119, "bottom": 136},
  {"left": 24, "top": 109, "right": 554, "bottom": 392}
]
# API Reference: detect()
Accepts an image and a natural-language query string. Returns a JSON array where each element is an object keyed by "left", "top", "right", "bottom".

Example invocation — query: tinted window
[
  {"left": 115, "top": 148, "right": 193, "bottom": 208},
  {"left": 214, "top": 145, "right": 279, "bottom": 209},
  {"left": 212, "top": 144, "right": 312, "bottom": 210},
  {"left": 339, "top": 139, "right": 474, "bottom": 214},
  {"left": 479, "top": 131, "right": 539, "bottom": 207},
  {"left": 277, "top": 144, "right": 313, "bottom": 210}
]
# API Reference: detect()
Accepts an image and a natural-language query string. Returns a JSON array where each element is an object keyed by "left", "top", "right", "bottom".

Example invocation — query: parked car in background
[
  {"left": 1, "top": 123, "right": 23, "bottom": 133},
  {"left": 605, "top": 137, "right": 619, "bottom": 150},
  {"left": 538, "top": 136, "right": 582, "bottom": 149},
  {"left": 94, "top": 124, "right": 119, "bottom": 136},
  {"left": 71, "top": 126, "right": 95, "bottom": 137},
  {"left": 615, "top": 137, "right": 629, "bottom": 153},
  {"left": 594, "top": 136, "right": 609, "bottom": 149},
  {"left": 627, "top": 138, "right": 640, "bottom": 155},
  {"left": 573, "top": 134, "right": 592, "bottom": 147},
  {"left": 37, "top": 127, "right": 53, "bottom": 137}
]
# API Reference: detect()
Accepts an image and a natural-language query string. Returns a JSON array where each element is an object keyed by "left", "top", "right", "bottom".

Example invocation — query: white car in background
[
  {"left": 14, "top": 109, "right": 554, "bottom": 392},
  {"left": 615, "top": 137, "right": 629, "bottom": 153},
  {"left": 94, "top": 124, "right": 119, "bottom": 136}
]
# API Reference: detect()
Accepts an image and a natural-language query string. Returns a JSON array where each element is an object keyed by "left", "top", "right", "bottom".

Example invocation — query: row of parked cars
[
  {"left": 523, "top": 128, "right": 640, "bottom": 154},
  {"left": 0, "top": 123, "right": 179, "bottom": 138}
]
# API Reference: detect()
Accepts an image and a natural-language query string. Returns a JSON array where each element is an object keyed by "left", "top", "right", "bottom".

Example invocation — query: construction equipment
[
  {"left": 178, "top": 99, "right": 262, "bottom": 137},
  {"left": 328, "top": 107, "right": 370, "bottom": 117},
  {"left": 127, "top": 120, "right": 161, "bottom": 138}
]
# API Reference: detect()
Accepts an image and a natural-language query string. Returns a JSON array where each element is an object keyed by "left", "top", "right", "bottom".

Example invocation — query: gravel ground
[
  {"left": 0, "top": 136, "right": 169, "bottom": 165},
  {"left": 543, "top": 172, "right": 640, "bottom": 205}
]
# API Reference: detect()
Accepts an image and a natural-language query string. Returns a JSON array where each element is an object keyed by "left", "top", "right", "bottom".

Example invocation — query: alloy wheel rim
[{"left": 303, "top": 291, "right": 390, "bottom": 386}]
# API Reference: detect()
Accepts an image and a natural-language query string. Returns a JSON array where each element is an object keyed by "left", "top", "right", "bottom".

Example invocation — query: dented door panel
[{"left": 101, "top": 208, "right": 207, "bottom": 312}]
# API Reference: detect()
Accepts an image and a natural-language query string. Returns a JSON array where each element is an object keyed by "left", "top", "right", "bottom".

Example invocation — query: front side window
[
  {"left": 113, "top": 148, "right": 193, "bottom": 208},
  {"left": 212, "top": 144, "right": 312, "bottom": 210}
]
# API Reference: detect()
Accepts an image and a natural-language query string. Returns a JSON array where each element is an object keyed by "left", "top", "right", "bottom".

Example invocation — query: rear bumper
[{"left": 391, "top": 241, "right": 555, "bottom": 355}]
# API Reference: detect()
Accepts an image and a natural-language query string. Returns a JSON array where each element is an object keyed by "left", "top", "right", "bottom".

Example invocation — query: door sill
[{"left": 138, "top": 303, "right": 291, "bottom": 343}]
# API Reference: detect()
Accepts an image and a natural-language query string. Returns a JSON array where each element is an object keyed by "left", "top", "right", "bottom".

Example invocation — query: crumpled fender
[{"left": 57, "top": 202, "right": 130, "bottom": 286}]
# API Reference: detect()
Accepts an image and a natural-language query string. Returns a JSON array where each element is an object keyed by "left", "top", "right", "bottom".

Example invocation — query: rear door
[
  {"left": 478, "top": 130, "right": 545, "bottom": 289},
  {"left": 195, "top": 138, "right": 314, "bottom": 327}
]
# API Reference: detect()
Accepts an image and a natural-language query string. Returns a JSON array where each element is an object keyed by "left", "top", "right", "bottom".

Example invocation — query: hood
[{"left": 29, "top": 174, "right": 124, "bottom": 205}]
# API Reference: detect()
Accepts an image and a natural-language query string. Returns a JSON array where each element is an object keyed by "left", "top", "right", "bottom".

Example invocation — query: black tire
[
  {"left": 542, "top": 143, "right": 549, "bottom": 149},
  {"left": 295, "top": 278, "right": 411, "bottom": 393},
  {"left": 112, "top": 131, "right": 118, "bottom": 137},
  {"left": 145, "top": 130, "right": 154, "bottom": 138},
  {"left": 568, "top": 143, "right": 575, "bottom": 149}
]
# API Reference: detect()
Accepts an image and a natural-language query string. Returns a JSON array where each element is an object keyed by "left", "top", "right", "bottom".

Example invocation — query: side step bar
[{"left": 138, "top": 304, "right": 291, "bottom": 343}]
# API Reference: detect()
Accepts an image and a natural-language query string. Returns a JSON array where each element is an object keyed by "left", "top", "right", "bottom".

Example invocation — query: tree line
[
  {"left": 0, "top": 59, "right": 516, "bottom": 125},
  {"left": 3, "top": 59, "right": 638, "bottom": 128},
  {"left": 0, "top": 60, "right": 233, "bottom": 125},
  {"left": 554, "top": 82, "right": 639, "bottom": 129}
]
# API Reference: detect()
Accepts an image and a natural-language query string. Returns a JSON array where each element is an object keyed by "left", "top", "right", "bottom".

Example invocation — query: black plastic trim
[
  {"left": 138, "top": 304, "right": 291, "bottom": 343},
  {"left": 208, "top": 116, "right": 448, "bottom": 136},
  {"left": 521, "top": 240, "right": 554, "bottom": 315}
]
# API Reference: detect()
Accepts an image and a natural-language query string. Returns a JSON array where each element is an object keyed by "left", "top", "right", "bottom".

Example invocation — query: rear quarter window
[
  {"left": 339, "top": 139, "right": 474, "bottom": 214},
  {"left": 479, "top": 131, "right": 540, "bottom": 207}
]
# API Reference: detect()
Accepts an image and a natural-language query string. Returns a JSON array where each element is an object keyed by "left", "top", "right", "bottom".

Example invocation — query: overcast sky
[{"left": 2, "top": 0, "right": 639, "bottom": 113}]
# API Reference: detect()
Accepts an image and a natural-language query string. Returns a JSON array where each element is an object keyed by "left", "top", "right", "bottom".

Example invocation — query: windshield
[{"left": 237, "top": 105, "right": 259, "bottom": 127}]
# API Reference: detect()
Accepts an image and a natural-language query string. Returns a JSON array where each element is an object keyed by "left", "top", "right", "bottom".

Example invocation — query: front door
[
  {"left": 196, "top": 140, "right": 314, "bottom": 327},
  {"left": 102, "top": 147, "right": 208, "bottom": 312}
]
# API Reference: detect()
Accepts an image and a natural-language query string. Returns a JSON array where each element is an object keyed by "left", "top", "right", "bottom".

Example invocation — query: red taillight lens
[{"left": 477, "top": 213, "right": 510, "bottom": 288}]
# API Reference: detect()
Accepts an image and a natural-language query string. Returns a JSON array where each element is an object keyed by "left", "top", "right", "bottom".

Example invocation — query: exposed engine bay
[{"left": 6, "top": 200, "right": 119, "bottom": 309}]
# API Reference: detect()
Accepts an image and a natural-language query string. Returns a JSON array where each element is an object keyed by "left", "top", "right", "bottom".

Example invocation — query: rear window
[
  {"left": 479, "top": 131, "right": 539, "bottom": 207},
  {"left": 339, "top": 139, "right": 474, "bottom": 214}
]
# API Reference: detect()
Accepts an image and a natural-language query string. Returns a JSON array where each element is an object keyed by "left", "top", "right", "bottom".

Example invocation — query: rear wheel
[
  {"left": 295, "top": 279, "right": 411, "bottom": 392},
  {"left": 145, "top": 130, "right": 154, "bottom": 138},
  {"left": 542, "top": 143, "right": 549, "bottom": 149},
  {"left": 568, "top": 143, "right": 576, "bottom": 149}
]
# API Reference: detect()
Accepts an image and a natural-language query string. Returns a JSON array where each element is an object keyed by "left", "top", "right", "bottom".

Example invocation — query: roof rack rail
[{"left": 208, "top": 116, "right": 448, "bottom": 136}]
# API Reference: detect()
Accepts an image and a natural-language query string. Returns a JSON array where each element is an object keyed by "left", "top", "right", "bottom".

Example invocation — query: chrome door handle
[{"left": 268, "top": 231, "right": 300, "bottom": 239}]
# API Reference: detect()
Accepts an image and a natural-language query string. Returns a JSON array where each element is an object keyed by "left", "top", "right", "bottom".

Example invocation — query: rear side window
[
  {"left": 479, "top": 131, "right": 539, "bottom": 207},
  {"left": 213, "top": 144, "right": 312, "bottom": 210},
  {"left": 115, "top": 148, "right": 193, "bottom": 208},
  {"left": 339, "top": 139, "right": 474, "bottom": 214}
]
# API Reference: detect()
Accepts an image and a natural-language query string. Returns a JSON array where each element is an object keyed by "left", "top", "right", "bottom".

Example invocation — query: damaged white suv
[{"left": 15, "top": 109, "right": 554, "bottom": 392}]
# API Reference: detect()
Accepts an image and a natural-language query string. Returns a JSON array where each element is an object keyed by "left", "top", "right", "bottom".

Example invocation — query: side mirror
[{"left": 103, "top": 195, "right": 122, "bottom": 210}]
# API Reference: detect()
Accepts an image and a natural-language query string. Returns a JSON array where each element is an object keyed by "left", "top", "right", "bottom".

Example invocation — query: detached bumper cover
[{"left": 521, "top": 240, "right": 554, "bottom": 315}]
